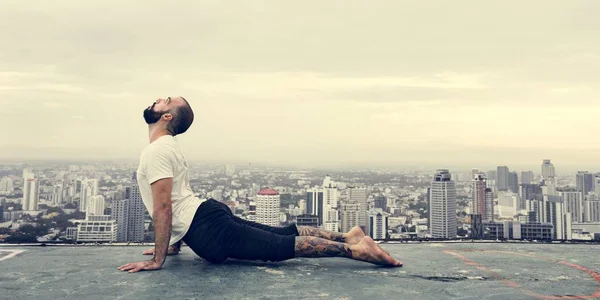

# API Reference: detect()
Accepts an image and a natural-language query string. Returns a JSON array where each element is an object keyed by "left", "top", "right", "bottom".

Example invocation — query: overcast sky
[{"left": 1, "top": 0, "right": 598, "bottom": 171}]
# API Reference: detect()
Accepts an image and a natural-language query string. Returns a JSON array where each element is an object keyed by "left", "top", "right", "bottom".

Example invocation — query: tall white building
[
  {"left": 87, "top": 195, "right": 106, "bottom": 216},
  {"left": 527, "top": 196, "right": 572, "bottom": 240},
  {"left": 348, "top": 186, "right": 368, "bottom": 232},
  {"left": 559, "top": 189, "right": 584, "bottom": 223},
  {"left": 256, "top": 188, "right": 280, "bottom": 227},
  {"left": 22, "top": 178, "right": 39, "bottom": 212},
  {"left": 585, "top": 194, "right": 600, "bottom": 223},
  {"left": 0, "top": 177, "right": 14, "bottom": 194},
  {"left": 340, "top": 201, "right": 360, "bottom": 233},
  {"left": 368, "top": 208, "right": 389, "bottom": 240},
  {"left": 79, "top": 178, "right": 99, "bottom": 213},
  {"left": 322, "top": 176, "right": 340, "bottom": 232},
  {"left": 429, "top": 169, "right": 457, "bottom": 239}
]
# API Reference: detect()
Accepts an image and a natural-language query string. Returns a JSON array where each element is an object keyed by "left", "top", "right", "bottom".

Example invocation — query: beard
[{"left": 143, "top": 103, "right": 167, "bottom": 124}]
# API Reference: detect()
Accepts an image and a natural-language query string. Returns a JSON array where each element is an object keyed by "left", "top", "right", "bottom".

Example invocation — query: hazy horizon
[{"left": 2, "top": 1, "right": 599, "bottom": 171}]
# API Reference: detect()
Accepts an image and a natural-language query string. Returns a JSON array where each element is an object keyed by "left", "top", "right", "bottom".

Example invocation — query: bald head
[{"left": 166, "top": 96, "right": 194, "bottom": 136}]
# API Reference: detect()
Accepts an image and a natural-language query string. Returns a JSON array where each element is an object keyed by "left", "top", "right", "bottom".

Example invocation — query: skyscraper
[
  {"left": 576, "top": 171, "right": 594, "bottom": 196},
  {"left": 368, "top": 208, "right": 389, "bottom": 240},
  {"left": 322, "top": 176, "right": 340, "bottom": 232},
  {"left": 429, "top": 169, "right": 457, "bottom": 239},
  {"left": 22, "top": 178, "right": 39, "bottom": 212},
  {"left": 585, "top": 194, "right": 600, "bottom": 223},
  {"left": 348, "top": 186, "right": 368, "bottom": 232},
  {"left": 487, "top": 170, "right": 497, "bottom": 181},
  {"left": 508, "top": 172, "right": 519, "bottom": 194},
  {"left": 0, "top": 177, "right": 14, "bottom": 194},
  {"left": 87, "top": 195, "right": 106, "bottom": 216},
  {"left": 558, "top": 189, "right": 584, "bottom": 223},
  {"left": 497, "top": 166, "right": 509, "bottom": 191},
  {"left": 306, "top": 187, "right": 324, "bottom": 226},
  {"left": 127, "top": 172, "right": 145, "bottom": 242},
  {"left": 471, "top": 173, "right": 494, "bottom": 221},
  {"left": 256, "top": 188, "right": 280, "bottom": 227},
  {"left": 541, "top": 159, "right": 555, "bottom": 180},
  {"left": 340, "top": 201, "right": 360, "bottom": 233},
  {"left": 111, "top": 199, "right": 129, "bottom": 242},
  {"left": 521, "top": 171, "right": 534, "bottom": 185}
]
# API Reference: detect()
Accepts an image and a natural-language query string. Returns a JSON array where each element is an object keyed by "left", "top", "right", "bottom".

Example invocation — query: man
[{"left": 118, "top": 97, "right": 403, "bottom": 273}]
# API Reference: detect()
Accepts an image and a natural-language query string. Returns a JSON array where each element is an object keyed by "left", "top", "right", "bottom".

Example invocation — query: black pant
[{"left": 182, "top": 199, "right": 299, "bottom": 264}]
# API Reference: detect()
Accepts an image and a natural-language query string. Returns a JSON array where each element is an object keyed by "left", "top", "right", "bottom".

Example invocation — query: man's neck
[{"left": 148, "top": 127, "right": 171, "bottom": 143}]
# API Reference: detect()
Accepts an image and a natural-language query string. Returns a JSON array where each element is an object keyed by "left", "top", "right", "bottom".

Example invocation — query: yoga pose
[{"left": 118, "top": 97, "right": 403, "bottom": 273}]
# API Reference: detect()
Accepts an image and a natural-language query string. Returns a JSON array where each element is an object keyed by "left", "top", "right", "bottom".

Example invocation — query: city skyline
[{"left": 2, "top": 1, "right": 600, "bottom": 169}]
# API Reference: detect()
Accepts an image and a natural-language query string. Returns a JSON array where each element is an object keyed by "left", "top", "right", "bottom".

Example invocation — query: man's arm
[{"left": 151, "top": 177, "right": 173, "bottom": 267}]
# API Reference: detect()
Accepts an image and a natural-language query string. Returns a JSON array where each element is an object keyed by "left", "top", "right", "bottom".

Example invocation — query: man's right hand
[{"left": 143, "top": 245, "right": 179, "bottom": 256}]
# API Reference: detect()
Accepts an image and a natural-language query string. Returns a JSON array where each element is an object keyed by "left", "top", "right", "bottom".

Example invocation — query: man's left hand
[{"left": 117, "top": 260, "right": 162, "bottom": 273}]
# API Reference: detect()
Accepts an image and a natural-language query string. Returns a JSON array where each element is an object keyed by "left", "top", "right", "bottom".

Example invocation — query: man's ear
[{"left": 162, "top": 113, "right": 173, "bottom": 121}]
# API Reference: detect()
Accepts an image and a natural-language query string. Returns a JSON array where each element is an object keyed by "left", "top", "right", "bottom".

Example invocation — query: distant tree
[
  {"left": 64, "top": 203, "right": 76, "bottom": 209},
  {"left": 38, "top": 204, "right": 49, "bottom": 210}
]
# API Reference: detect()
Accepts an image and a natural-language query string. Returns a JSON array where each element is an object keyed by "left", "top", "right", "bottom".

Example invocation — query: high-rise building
[
  {"left": 520, "top": 184, "right": 543, "bottom": 209},
  {"left": 322, "top": 176, "right": 340, "bottom": 232},
  {"left": 79, "top": 178, "right": 98, "bottom": 213},
  {"left": 0, "top": 177, "right": 14, "bottom": 194},
  {"left": 541, "top": 159, "right": 555, "bottom": 180},
  {"left": 584, "top": 194, "right": 600, "bottom": 223},
  {"left": 594, "top": 174, "right": 600, "bottom": 195},
  {"left": 487, "top": 170, "right": 498, "bottom": 181},
  {"left": 306, "top": 188, "right": 324, "bottom": 226},
  {"left": 429, "top": 169, "right": 457, "bottom": 239},
  {"left": 374, "top": 195, "right": 387, "bottom": 211},
  {"left": 527, "top": 196, "right": 572, "bottom": 240},
  {"left": 348, "top": 186, "right": 368, "bottom": 232},
  {"left": 497, "top": 166, "right": 509, "bottom": 191},
  {"left": 521, "top": 171, "right": 534, "bottom": 185},
  {"left": 127, "top": 172, "right": 145, "bottom": 242},
  {"left": 256, "top": 188, "right": 280, "bottom": 227},
  {"left": 576, "top": 171, "right": 594, "bottom": 196},
  {"left": 22, "top": 178, "right": 39, "bottom": 212},
  {"left": 111, "top": 199, "right": 129, "bottom": 242},
  {"left": 558, "top": 188, "right": 584, "bottom": 223},
  {"left": 87, "top": 195, "right": 106, "bottom": 216},
  {"left": 471, "top": 173, "right": 494, "bottom": 221},
  {"left": 508, "top": 172, "right": 519, "bottom": 194},
  {"left": 340, "top": 201, "right": 360, "bottom": 233},
  {"left": 368, "top": 208, "right": 389, "bottom": 240}
]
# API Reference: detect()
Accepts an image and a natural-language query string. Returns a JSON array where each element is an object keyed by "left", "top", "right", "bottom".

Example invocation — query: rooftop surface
[{"left": 1, "top": 242, "right": 600, "bottom": 300}]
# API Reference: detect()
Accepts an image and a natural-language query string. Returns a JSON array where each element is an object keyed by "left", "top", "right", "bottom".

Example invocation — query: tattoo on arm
[
  {"left": 297, "top": 226, "right": 345, "bottom": 242},
  {"left": 294, "top": 236, "right": 353, "bottom": 258}
]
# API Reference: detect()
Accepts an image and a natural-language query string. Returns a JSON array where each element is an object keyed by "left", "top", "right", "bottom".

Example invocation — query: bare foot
[
  {"left": 344, "top": 226, "right": 366, "bottom": 245},
  {"left": 344, "top": 226, "right": 391, "bottom": 256},
  {"left": 351, "top": 236, "right": 403, "bottom": 267}
]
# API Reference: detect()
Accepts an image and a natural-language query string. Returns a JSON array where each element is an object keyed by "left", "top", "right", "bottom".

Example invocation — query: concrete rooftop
[{"left": 1, "top": 242, "right": 600, "bottom": 300}]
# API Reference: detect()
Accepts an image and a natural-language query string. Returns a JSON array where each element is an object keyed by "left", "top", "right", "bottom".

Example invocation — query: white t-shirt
[{"left": 136, "top": 135, "right": 204, "bottom": 245}]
